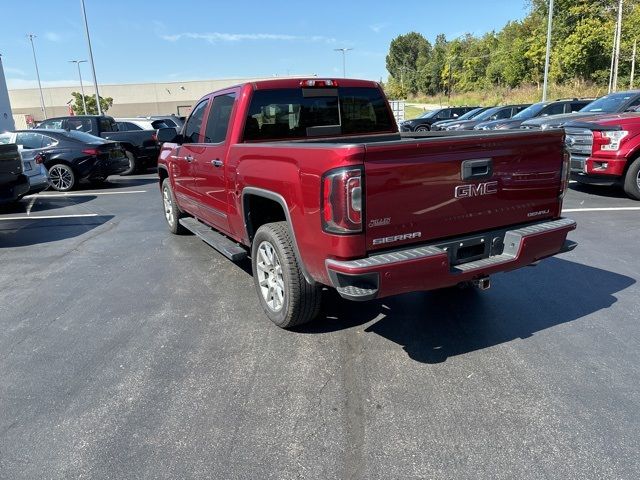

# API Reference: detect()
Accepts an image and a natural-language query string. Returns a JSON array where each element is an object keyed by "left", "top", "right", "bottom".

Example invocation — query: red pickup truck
[
  {"left": 157, "top": 78, "right": 576, "bottom": 328},
  {"left": 565, "top": 113, "right": 640, "bottom": 200}
]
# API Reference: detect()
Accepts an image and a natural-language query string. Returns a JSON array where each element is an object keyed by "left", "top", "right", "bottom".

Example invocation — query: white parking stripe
[
  {"left": 563, "top": 207, "right": 640, "bottom": 212},
  {"left": 0, "top": 214, "right": 99, "bottom": 221},
  {"left": 25, "top": 190, "right": 147, "bottom": 198}
]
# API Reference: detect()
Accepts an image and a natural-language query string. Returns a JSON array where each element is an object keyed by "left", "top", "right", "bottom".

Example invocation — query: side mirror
[{"left": 156, "top": 127, "right": 181, "bottom": 143}]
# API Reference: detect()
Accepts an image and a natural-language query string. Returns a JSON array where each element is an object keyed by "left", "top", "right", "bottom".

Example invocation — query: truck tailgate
[{"left": 364, "top": 130, "right": 564, "bottom": 251}]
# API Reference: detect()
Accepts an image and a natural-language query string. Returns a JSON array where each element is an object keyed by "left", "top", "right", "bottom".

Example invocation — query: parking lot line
[
  {"left": 26, "top": 190, "right": 147, "bottom": 198},
  {"left": 563, "top": 207, "right": 640, "bottom": 212},
  {"left": 0, "top": 213, "right": 99, "bottom": 221}
]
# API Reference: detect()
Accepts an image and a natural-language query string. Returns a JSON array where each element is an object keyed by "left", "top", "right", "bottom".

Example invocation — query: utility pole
[
  {"left": 81, "top": 0, "right": 102, "bottom": 115},
  {"left": 542, "top": 0, "right": 554, "bottom": 101},
  {"left": 26, "top": 34, "right": 47, "bottom": 119},
  {"left": 69, "top": 60, "right": 88, "bottom": 114},
  {"left": 612, "top": 0, "right": 624, "bottom": 92},
  {"left": 631, "top": 39, "right": 637, "bottom": 89},
  {"left": 447, "top": 58, "right": 453, "bottom": 105},
  {"left": 334, "top": 48, "right": 353, "bottom": 78}
]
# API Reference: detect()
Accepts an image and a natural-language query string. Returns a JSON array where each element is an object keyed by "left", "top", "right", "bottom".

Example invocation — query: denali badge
[
  {"left": 369, "top": 217, "right": 391, "bottom": 228},
  {"left": 373, "top": 232, "right": 421, "bottom": 245},
  {"left": 454, "top": 181, "right": 498, "bottom": 199}
]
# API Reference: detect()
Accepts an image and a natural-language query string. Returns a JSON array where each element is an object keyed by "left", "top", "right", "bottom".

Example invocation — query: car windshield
[
  {"left": 456, "top": 108, "right": 484, "bottom": 120},
  {"left": 512, "top": 102, "right": 548, "bottom": 120},
  {"left": 474, "top": 106, "right": 503, "bottom": 121},
  {"left": 418, "top": 110, "right": 439, "bottom": 119},
  {"left": 62, "top": 130, "right": 107, "bottom": 144},
  {"left": 580, "top": 93, "right": 635, "bottom": 113}
]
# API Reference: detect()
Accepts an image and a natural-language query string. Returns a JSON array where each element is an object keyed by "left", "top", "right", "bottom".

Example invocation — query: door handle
[
  {"left": 211, "top": 159, "right": 223, "bottom": 167},
  {"left": 185, "top": 155, "right": 194, "bottom": 163}
]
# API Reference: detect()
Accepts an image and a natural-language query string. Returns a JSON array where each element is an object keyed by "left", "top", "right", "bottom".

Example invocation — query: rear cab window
[{"left": 243, "top": 86, "right": 394, "bottom": 141}]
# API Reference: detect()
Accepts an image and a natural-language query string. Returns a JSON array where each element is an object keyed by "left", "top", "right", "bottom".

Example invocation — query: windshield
[
  {"left": 456, "top": 108, "right": 484, "bottom": 120},
  {"left": 418, "top": 110, "right": 438, "bottom": 119},
  {"left": 512, "top": 102, "right": 547, "bottom": 120},
  {"left": 580, "top": 93, "right": 635, "bottom": 113},
  {"left": 63, "top": 130, "right": 107, "bottom": 144},
  {"left": 474, "top": 106, "right": 503, "bottom": 121}
]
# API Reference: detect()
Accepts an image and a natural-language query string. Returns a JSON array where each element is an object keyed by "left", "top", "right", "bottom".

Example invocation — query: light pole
[
  {"left": 612, "top": 0, "right": 624, "bottom": 92},
  {"left": 69, "top": 60, "right": 88, "bottom": 115},
  {"left": 334, "top": 48, "right": 353, "bottom": 78},
  {"left": 80, "top": 0, "right": 102, "bottom": 115},
  {"left": 26, "top": 34, "right": 47, "bottom": 119},
  {"left": 541, "top": 0, "right": 554, "bottom": 101}
]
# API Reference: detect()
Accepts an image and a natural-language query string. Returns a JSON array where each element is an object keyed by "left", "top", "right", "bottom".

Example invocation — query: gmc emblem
[{"left": 454, "top": 181, "right": 498, "bottom": 199}]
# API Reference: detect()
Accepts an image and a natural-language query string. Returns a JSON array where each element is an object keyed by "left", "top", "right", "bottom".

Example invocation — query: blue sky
[{"left": 0, "top": 0, "right": 529, "bottom": 89}]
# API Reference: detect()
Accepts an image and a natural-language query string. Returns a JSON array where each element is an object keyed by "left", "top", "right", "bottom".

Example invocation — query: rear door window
[
  {"left": 16, "top": 132, "right": 45, "bottom": 149},
  {"left": 569, "top": 102, "right": 587, "bottom": 112},
  {"left": 67, "top": 118, "right": 93, "bottom": 132},
  {"left": 541, "top": 103, "right": 566, "bottom": 116},
  {"left": 243, "top": 87, "right": 394, "bottom": 141},
  {"left": 39, "top": 119, "right": 64, "bottom": 129}
]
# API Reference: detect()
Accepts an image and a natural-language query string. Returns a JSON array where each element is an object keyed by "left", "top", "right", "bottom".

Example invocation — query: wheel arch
[{"left": 241, "top": 187, "right": 314, "bottom": 285}]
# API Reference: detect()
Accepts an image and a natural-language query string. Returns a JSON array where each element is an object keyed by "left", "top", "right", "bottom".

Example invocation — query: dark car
[
  {"left": 431, "top": 107, "right": 490, "bottom": 131},
  {"left": 398, "top": 106, "right": 479, "bottom": 132},
  {"left": 0, "top": 143, "right": 29, "bottom": 205},
  {"left": 521, "top": 90, "right": 640, "bottom": 130},
  {"left": 37, "top": 115, "right": 160, "bottom": 174},
  {"left": 475, "top": 99, "right": 592, "bottom": 130},
  {"left": 145, "top": 115, "right": 185, "bottom": 129},
  {"left": 441, "top": 104, "right": 530, "bottom": 131},
  {"left": 8, "top": 129, "right": 129, "bottom": 192}
]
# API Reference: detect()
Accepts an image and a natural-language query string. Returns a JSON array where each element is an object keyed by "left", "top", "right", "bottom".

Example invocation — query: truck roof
[{"left": 247, "top": 78, "right": 380, "bottom": 90}]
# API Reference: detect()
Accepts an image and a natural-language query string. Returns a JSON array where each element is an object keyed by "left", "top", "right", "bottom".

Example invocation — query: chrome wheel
[
  {"left": 636, "top": 170, "right": 640, "bottom": 190},
  {"left": 49, "top": 165, "right": 74, "bottom": 191},
  {"left": 163, "top": 185, "right": 175, "bottom": 226},
  {"left": 256, "top": 241, "right": 285, "bottom": 312}
]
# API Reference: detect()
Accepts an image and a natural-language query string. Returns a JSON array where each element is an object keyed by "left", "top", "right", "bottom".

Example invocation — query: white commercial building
[{"left": 0, "top": 56, "right": 16, "bottom": 131}]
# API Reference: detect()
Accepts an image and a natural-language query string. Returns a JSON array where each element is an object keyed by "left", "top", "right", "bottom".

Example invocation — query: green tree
[
  {"left": 385, "top": 32, "right": 431, "bottom": 95},
  {"left": 70, "top": 92, "right": 113, "bottom": 115}
]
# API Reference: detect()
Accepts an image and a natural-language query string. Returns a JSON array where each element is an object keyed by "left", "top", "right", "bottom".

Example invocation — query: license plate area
[{"left": 435, "top": 231, "right": 506, "bottom": 266}]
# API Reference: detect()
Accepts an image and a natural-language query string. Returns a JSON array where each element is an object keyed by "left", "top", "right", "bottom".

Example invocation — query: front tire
[
  {"left": 161, "top": 179, "right": 187, "bottom": 234},
  {"left": 120, "top": 151, "right": 137, "bottom": 176},
  {"left": 623, "top": 157, "right": 640, "bottom": 200},
  {"left": 48, "top": 164, "right": 76, "bottom": 191},
  {"left": 415, "top": 125, "right": 429, "bottom": 132},
  {"left": 252, "top": 222, "right": 321, "bottom": 328}
]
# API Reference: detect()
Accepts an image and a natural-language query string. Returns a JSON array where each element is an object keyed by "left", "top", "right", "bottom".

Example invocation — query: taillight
[
  {"left": 560, "top": 149, "right": 570, "bottom": 199},
  {"left": 321, "top": 167, "right": 363, "bottom": 234},
  {"left": 34, "top": 153, "right": 45, "bottom": 164},
  {"left": 82, "top": 148, "right": 99, "bottom": 156}
]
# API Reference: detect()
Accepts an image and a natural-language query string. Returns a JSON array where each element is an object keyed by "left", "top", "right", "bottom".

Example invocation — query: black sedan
[
  {"left": 438, "top": 104, "right": 530, "bottom": 131},
  {"left": 473, "top": 99, "right": 592, "bottom": 130},
  {"left": 398, "top": 106, "right": 479, "bottom": 132},
  {"left": 7, "top": 129, "right": 129, "bottom": 191}
]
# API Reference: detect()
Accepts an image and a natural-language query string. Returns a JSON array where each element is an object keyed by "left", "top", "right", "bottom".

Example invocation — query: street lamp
[
  {"left": 69, "top": 60, "right": 88, "bottom": 115},
  {"left": 542, "top": 0, "right": 554, "bottom": 101},
  {"left": 80, "top": 0, "right": 102, "bottom": 115},
  {"left": 334, "top": 48, "right": 353, "bottom": 78},
  {"left": 26, "top": 34, "right": 47, "bottom": 119}
]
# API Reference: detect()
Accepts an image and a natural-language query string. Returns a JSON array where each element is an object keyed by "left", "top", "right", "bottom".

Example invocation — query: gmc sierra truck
[
  {"left": 565, "top": 112, "right": 640, "bottom": 199},
  {"left": 157, "top": 78, "right": 577, "bottom": 328}
]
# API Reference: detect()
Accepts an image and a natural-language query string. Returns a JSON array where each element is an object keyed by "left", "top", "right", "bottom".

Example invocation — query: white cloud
[
  {"left": 44, "top": 32, "right": 63, "bottom": 42},
  {"left": 161, "top": 31, "right": 336, "bottom": 44},
  {"left": 6, "top": 78, "right": 78, "bottom": 89},
  {"left": 3, "top": 67, "right": 26, "bottom": 76},
  {"left": 369, "top": 23, "right": 387, "bottom": 33}
]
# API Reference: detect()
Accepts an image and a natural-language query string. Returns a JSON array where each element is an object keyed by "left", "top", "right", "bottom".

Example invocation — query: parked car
[
  {"left": 475, "top": 99, "right": 592, "bottom": 130},
  {"left": 145, "top": 115, "right": 185, "bottom": 129},
  {"left": 0, "top": 129, "right": 128, "bottom": 191},
  {"left": 157, "top": 78, "right": 576, "bottom": 328},
  {"left": 0, "top": 132, "right": 49, "bottom": 194},
  {"left": 431, "top": 107, "right": 490, "bottom": 130},
  {"left": 564, "top": 113, "right": 640, "bottom": 199},
  {"left": 398, "top": 106, "right": 479, "bottom": 131},
  {"left": 442, "top": 104, "right": 530, "bottom": 130},
  {"left": 0, "top": 143, "right": 29, "bottom": 205},
  {"left": 521, "top": 90, "right": 640, "bottom": 130},
  {"left": 37, "top": 115, "right": 160, "bottom": 174},
  {"left": 115, "top": 118, "right": 174, "bottom": 131}
]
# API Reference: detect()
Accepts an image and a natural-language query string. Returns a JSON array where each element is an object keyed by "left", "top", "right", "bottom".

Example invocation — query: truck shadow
[
  {"left": 569, "top": 182, "right": 628, "bottom": 199},
  {"left": 299, "top": 258, "right": 635, "bottom": 364},
  {"left": 0, "top": 215, "right": 114, "bottom": 248}
]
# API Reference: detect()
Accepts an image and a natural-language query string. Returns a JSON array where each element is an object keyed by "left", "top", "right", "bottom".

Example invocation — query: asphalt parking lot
[{"left": 1, "top": 174, "right": 639, "bottom": 479}]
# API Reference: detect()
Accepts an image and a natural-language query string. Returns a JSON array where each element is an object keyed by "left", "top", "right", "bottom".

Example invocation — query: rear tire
[
  {"left": 623, "top": 157, "right": 640, "bottom": 200},
  {"left": 48, "top": 164, "right": 76, "bottom": 191},
  {"left": 415, "top": 125, "right": 429, "bottom": 132},
  {"left": 251, "top": 222, "right": 321, "bottom": 328},
  {"left": 161, "top": 179, "right": 187, "bottom": 234},
  {"left": 120, "top": 151, "right": 137, "bottom": 176}
]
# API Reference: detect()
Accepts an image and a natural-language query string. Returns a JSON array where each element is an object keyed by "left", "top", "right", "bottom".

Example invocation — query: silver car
[{"left": 0, "top": 132, "right": 49, "bottom": 194}]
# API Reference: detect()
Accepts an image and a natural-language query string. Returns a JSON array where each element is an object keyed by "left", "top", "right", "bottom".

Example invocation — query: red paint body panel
[{"left": 159, "top": 78, "right": 573, "bottom": 293}]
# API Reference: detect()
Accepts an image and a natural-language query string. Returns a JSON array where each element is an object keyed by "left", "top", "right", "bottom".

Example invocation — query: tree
[
  {"left": 70, "top": 92, "right": 113, "bottom": 115},
  {"left": 386, "top": 32, "right": 431, "bottom": 95}
]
